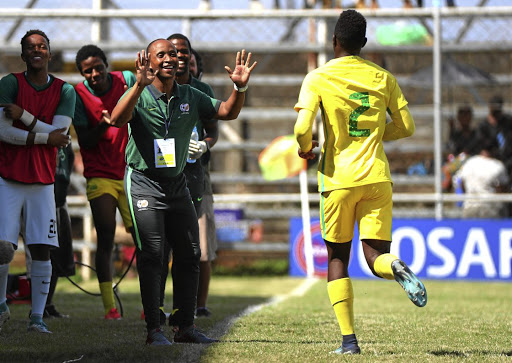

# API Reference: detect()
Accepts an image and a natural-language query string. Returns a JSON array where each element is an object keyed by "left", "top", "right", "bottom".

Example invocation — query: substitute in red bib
[
  {"left": 0, "top": 29, "right": 76, "bottom": 334},
  {"left": 73, "top": 44, "right": 137, "bottom": 320}
]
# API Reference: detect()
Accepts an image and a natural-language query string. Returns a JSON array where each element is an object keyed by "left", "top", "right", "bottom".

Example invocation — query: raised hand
[
  {"left": 224, "top": 49, "right": 257, "bottom": 89},
  {"left": 47, "top": 128, "right": 71, "bottom": 148},
  {"left": 135, "top": 50, "right": 157, "bottom": 87}
]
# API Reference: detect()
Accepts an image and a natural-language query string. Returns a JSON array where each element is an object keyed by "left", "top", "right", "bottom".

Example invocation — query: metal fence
[{"left": 2, "top": 3, "right": 512, "bottom": 222}]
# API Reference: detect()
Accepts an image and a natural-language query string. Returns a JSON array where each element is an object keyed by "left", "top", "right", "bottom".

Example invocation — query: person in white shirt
[{"left": 457, "top": 138, "right": 509, "bottom": 218}]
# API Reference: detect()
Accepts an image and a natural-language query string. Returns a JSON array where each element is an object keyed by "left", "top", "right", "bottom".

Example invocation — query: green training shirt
[{"left": 125, "top": 82, "right": 220, "bottom": 179}]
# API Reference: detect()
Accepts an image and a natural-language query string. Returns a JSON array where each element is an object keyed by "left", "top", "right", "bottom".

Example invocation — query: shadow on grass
[
  {"left": 430, "top": 350, "right": 512, "bottom": 357},
  {"left": 219, "top": 339, "right": 339, "bottom": 344},
  {"left": 0, "top": 292, "right": 269, "bottom": 363}
]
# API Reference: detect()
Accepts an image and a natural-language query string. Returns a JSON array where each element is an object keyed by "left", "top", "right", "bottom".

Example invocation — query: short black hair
[
  {"left": 190, "top": 48, "right": 203, "bottom": 78},
  {"left": 75, "top": 44, "right": 108, "bottom": 72},
  {"left": 166, "top": 33, "right": 192, "bottom": 51},
  {"left": 334, "top": 10, "right": 367, "bottom": 54},
  {"left": 489, "top": 95, "right": 504, "bottom": 107},
  {"left": 21, "top": 29, "right": 50, "bottom": 51},
  {"left": 478, "top": 136, "right": 499, "bottom": 157},
  {"left": 457, "top": 103, "right": 473, "bottom": 114},
  {"left": 146, "top": 38, "right": 169, "bottom": 55}
]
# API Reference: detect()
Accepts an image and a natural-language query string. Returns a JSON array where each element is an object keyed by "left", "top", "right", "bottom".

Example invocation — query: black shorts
[
  {"left": 125, "top": 168, "right": 199, "bottom": 254},
  {"left": 51, "top": 206, "right": 75, "bottom": 277}
]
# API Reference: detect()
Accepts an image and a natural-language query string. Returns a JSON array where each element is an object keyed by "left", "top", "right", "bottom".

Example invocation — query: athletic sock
[
  {"left": 99, "top": 281, "right": 116, "bottom": 314},
  {"left": 327, "top": 277, "right": 355, "bottom": 336},
  {"left": 0, "top": 264, "right": 9, "bottom": 306},
  {"left": 342, "top": 333, "right": 359, "bottom": 347},
  {"left": 373, "top": 253, "right": 399, "bottom": 280},
  {"left": 30, "top": 260, "right": 52, "bottom": 318}
]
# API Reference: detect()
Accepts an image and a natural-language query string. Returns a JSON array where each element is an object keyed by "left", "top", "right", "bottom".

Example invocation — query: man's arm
[
  {"left": 0, "top": 110, "right": 69, "bottom": 147},
  {"left": 74, "top": 114, "right": 111, "bottom": 149},
  {"left": 294, "top": 108, "right": 319, "bottom": 160},
  {"left": 110, "top": 84, "right": 145, "bottom": 128},
  {"left": 294, "top": 108, "right": 315, "bottom": 153},
  {"left": 383, "top": 105, "right": 416, "bottom": 141},
  {"left": 73, "top": 95, "right": 111, "bottom": 149},
  {"left": 203, "top": 121, "right": 219, "bottom": 149},
  {"left": 214, "top": 50, "right": 257, "bottom": 121},
  {"left": 0, "top": 103, "right": 72, "bottom": 134}
]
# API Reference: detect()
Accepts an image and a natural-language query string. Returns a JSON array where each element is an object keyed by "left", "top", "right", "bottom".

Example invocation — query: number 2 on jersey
[{"left": 349, "top": 92, "right": 370, "bottom": 137}]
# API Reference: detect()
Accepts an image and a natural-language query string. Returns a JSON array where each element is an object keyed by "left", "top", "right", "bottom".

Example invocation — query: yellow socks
[
  {"left": 327, "top": 278, "right": 354, "bottom": 336},
  {"left": 373, "top": 253, "right": 399, "bottom": 280},
  {"left": 99, "top": 281, "right": 116, "bottom": 314}
]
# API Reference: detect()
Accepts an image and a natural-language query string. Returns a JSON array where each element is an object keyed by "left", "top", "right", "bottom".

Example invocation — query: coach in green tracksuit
[{"left": 109, "top": 38, "right": 257, "bottom": 346}]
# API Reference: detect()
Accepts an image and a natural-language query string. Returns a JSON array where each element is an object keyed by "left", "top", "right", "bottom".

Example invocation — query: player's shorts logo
[
  {"left": 137, "top": 199, "right": 149, "bottom": 210},
  {"left": 47, "top": 219, "right": 57, "bottom": 239}
]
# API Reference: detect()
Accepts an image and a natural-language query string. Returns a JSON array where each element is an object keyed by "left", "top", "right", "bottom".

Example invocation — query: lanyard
[{"left": 147, "top": 87, "right": 174, "bottom": 139}]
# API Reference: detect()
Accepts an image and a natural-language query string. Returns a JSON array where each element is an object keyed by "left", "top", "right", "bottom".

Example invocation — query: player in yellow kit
[{"left": 294, "top": 10, "right": 427, "bottom": 355}]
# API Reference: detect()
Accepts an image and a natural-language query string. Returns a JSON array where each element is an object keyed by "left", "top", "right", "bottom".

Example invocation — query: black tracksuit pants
[
  {"left": 159, "top": 160, "right": 205, "bottom": 309},
  {"left": 125, "top": 168, "right": 200, "bottom": 332}
]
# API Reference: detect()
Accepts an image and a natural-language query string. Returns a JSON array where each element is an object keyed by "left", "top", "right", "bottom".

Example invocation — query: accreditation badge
[{"left": 154, "top": 138, "right": 176, "bottom": 168}]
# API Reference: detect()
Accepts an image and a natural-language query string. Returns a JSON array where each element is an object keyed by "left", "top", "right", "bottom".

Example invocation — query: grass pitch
[{"left": 0, "top": 275, "right": 510, "bottom": 362}]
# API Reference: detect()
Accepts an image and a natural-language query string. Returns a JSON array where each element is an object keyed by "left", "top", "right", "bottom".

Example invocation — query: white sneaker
[
  {"left": 198, "top": 0, "right": 210, "bottom": 11},
  {"left": 27, "top": 320, "right": 52, "bottom": 334},
  {"left": 0, "top": 307, "right": 10, "bottom": 332}
]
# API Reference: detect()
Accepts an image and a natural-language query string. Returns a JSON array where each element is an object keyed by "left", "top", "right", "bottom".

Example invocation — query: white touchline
[
  {"left": 180, "top": 277, "right": 320, "bottom": 360},
  {"left": 236, "top": 277, "right": 319, "bottom": 318}
]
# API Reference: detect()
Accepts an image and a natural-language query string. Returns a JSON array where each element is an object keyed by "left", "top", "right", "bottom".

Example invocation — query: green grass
[
  {"left": 204, "top": 279, "right": 512, "bottom": 363},
  {"left": 1, "top": 276, "right": 511, "bottom": 362}
]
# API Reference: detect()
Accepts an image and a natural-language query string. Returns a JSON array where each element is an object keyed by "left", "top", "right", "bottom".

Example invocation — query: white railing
[{"left": 4, "top": 5, "right": 512, "bottom": 277}]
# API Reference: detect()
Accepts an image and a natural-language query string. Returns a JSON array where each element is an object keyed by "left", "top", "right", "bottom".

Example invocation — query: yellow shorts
[
  {"left": 320, "top": 182, "right": 392, "bottom": 243},
  {"left": 86, "top": 177, "right": 133, "bottom": 230}
]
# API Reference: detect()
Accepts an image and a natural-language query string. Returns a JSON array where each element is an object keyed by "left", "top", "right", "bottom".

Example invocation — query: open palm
[
  {"left": 135, "top": 50, "right": 156, "bottom": 87},
  {"left": 224, "top": 49, "right": 257, "bottom": 87}
]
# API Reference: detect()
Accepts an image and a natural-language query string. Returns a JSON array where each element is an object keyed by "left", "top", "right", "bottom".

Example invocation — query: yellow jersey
[{"left": 294, "top": 56, "right": 410, "bottom": 192}]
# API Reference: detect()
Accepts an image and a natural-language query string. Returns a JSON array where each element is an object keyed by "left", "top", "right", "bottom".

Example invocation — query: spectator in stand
[
  {"left": 477, "top": 95, "right": 512, "bottom": 177},
  {"left": 442, "top": 104, "right": 479, "bottom": 193},
  {"left": 446, "top": 104, "right": 479, "bottom": 156},
  {"left": 73, "top": 44, "right": 137, "bottom": 320},
  {"left": 477, "top": 95, "right": 510, "bottom": 150},
  {"left": 456, "top": 137, "right": 509, "bottom": 218},
  {"left": 441, "top": 152, "right": 467, "bottom": 193}
]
